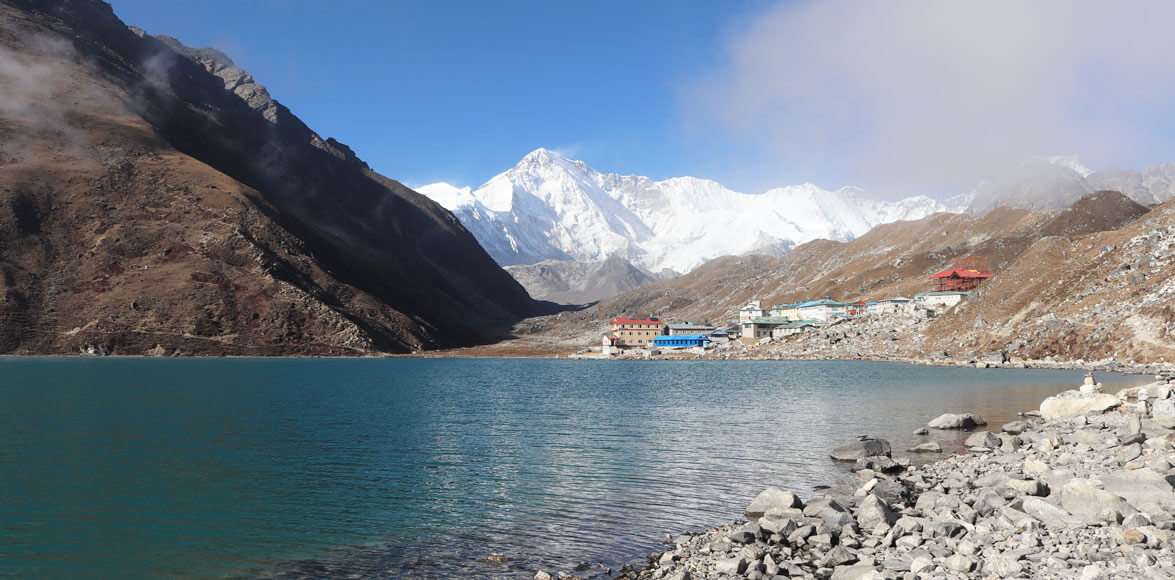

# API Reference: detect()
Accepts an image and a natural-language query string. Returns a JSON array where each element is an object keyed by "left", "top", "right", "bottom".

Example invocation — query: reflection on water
[{"left": 0, "top": 358, "right": 1149, "bottom": 578}]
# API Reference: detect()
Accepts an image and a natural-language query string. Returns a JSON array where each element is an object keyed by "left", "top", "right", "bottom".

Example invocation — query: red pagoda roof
[{"left": 931, "top": 267, "right": 991, "bottom": 280}]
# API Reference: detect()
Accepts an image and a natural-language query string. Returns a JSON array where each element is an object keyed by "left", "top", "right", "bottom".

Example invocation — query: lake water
[{"left": 0, "top": 358, "right": 1151, "bottom": 578}]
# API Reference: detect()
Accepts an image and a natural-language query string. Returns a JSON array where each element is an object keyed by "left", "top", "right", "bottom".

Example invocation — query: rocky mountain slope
[
  {"left": 504, "top": 255, "right": 663, "bottom": 305},
  {"left": 0, "top": 0, "right": 554, "bottom": 355},
  {"left": 508, "top": 191, "right": 1173, "bottom": 364},
  {"left": 418, "top": 149, "right": 961, "bottom": 274}
]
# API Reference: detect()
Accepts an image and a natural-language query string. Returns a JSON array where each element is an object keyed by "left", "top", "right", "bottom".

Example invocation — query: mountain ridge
[
  {"left": 0, "top": 0, "right": 554, "bottom": 355},
  {"left": 418, "top": 148, "right": 962, "bottom": 273}
]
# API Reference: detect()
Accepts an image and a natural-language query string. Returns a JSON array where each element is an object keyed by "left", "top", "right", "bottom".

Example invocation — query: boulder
[
  {"left": 944, "top": 554, "right": 975, "bottom": 573},
  {"left": 871, "top": 479, "right": 907, "bottom": 505},
  {"left": 1021, "top": 497, "right": 1082, "bottom": 528},
  {"left": 715, "top": 557, "right": 747, "bottom": 576},
  {"left": 1153, "top": 398, "right": 1175, "bottom": 429},
  {"left": 1005, "top": 478, "right": 1047, "bottom": 496},
  {"left": 727, "top": 522, "right": 760, "bottom": 544},
  {"left": 745, "top": 486, "right": 803, "bottom": 518},
  {"left": 925, "top": 519, "right": 966, "bottom": 538},
  {"left": 758, "top": 513, "right": 798, "bottom": 536},
  {"left": 986, "top": 555, "right": 1024, "bottom": 577},
  {"left": 855, "top": 455, "right": 902, "bottom": 473},
  {"left": 908, "top": 441, "right": 942, "bottom": 453},
  {"left": 1101, "top": 470, "right": 1175, "bottom": 513},
  {"left": 1060, "top": 479, "right": 1137, "bottom": 524},
  {"left": 1117, "top": 442, "right": 1143, "bottom": 464},
  {"left": 974, "top": 470, "right": 1009, "bottom": 488},
  {"left": 927, "top": 412, "right": 987, "bottom": 430},
  {"left": 856, "top": 494, "right": 897, "bottom": 529},
  {"left": 1039, "top": 389, "right": 1121, "bottom": 420},
  {"left": 965, "top": 431, "right": 1001, "bottom": 449},
  {"left": 1118, "top": 381, "right": 1174, "bottom": 401},
  {"left": 1001, "top": 420, "right": 1028, "bottom": 434},
  {"left": 830, "top": 563, "right": 883, "bottom": 580},
  {"left": 914, "top": 491, "right": 944, "bottom": 515},
  {"left": 803, "top": 497, "right": 848, "bottom": 517},
  {"left": 819, "top": 545, "right": 858, "bottom": 568},
  {"left": 830, "top": 437, "right": 892, "bottom": 461}
]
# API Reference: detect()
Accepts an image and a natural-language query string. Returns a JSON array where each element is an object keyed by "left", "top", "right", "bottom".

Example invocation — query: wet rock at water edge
[
  {"left": 927, "top": 412, "right": 987, "bottom": 430},
  {"left": 908, "top": 441, "right": 942, "bottom": 453},
  {"left": 830, "top": 437, "right": 893, "bottom": 461},
  {"left": 745, "top": 486, "right": 803, "bottom": 518},
  {"left": 964, "top": 430, "right": 1001, "bottom": 449},
  {"left": 1001, "top": 419, "right": 1029, "bottom": 434}
]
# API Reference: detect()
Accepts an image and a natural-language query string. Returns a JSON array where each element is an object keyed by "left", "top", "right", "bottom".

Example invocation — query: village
[{"left": 594, "top": 261, "right": 993, "bottom": 359}]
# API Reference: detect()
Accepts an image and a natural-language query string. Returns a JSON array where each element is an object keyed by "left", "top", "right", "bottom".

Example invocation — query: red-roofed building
[
  {"left": 930, "top": 266, "right": 992, "bottom": 291},
  {"left": 606, "top": 316, "right": 665, "bottom": 348}
]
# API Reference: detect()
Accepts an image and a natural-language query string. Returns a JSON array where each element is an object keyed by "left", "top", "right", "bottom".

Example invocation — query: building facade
[
  {"left": 608, "top": 316, "right": 666, "bottom": 348},
  {"left": 867, "top": 297, "right": 914, "bottom": 316},
  {"left": 666, "top": 323, "right": 717, "bottom": 336},
  {"left": 653, "top": 335, "right": 712, "bottom": 349},
  {"left": 915, "top": 291, "right": 969, "bottom": 310},
  {"left": 793, "top": 299, "right": 849, "bottom": 322},
  {"left": 738, "top": 301, "right": 765, "bottom": 323},
  {"left": 770, "top": 320, "right": 817, "bottom": 339}
]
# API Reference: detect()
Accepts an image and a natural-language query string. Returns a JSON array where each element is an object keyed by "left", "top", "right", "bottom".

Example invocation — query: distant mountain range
[
  {"left": 419, "top": 151, "right": 1175, "bottom": 305},
  {"left": 418, "top": 149, "right": 964, "bottom": 274},
  {"left": 523, "top": 189, "right": 1174, "bottom": 365}
]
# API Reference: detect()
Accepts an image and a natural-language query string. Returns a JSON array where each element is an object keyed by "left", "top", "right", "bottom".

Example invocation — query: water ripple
[{"left": 0, "top": 358, "right": 1150, "bottom": 578}]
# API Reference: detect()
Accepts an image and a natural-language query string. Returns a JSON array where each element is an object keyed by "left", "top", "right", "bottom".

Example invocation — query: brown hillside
[
  {"left": 0, "top": 0, "right": 554, "bottom": 355},
  {"left": 926, "top": 197, "right": 1174, "bottom": 363},
  {"left": 506, "top": 191, "right": 1172, "bottom": 364}
]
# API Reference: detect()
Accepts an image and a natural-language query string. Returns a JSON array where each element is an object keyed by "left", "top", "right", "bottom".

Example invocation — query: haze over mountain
[
  {"left": 418, "top": 149, "right": 962, "bottom": 274},
  {"left": 970, "top": 157, "right": 1175, "bottom": 212}
]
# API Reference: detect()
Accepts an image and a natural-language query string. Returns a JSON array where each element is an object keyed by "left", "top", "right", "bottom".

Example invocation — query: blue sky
[
  {"left": 109, "top": 1, "right": 1175, "bottom": 198},
  {"left": 108, "top": 1, "right": 772, "bottom": 189}
]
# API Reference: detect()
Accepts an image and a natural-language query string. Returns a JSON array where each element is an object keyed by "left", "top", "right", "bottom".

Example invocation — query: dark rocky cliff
[{"left": 0, "top": 0, "right": 557, "bottom": 354}]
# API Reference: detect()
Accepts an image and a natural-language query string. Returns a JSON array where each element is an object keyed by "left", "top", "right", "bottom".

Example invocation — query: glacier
[{"left": 417, "top": 148, "right": 964, "bottom": 274}]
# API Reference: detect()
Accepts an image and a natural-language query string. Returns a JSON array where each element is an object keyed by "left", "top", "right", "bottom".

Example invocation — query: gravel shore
[{"left": 599, "top": 372, "right": 1175, "bottom": 580}]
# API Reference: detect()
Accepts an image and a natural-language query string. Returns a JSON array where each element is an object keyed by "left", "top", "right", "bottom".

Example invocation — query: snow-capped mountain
[{"left": 417, "top": 148, "right": 963, "bottom": 273}]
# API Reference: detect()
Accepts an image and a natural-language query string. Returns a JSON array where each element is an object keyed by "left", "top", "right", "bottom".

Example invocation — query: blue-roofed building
[{"left": 653, "top": 334, "right": 712, "bottom": 349}]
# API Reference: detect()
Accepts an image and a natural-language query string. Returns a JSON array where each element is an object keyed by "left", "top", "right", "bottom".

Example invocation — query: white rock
[
  {"left": 927, "top": 412, "right": 987, "bottom": 430},
  {"left": 745, "top": 486, "right": 803, "bottom": 518},
  {"left": 1060, "top": 479, "right": 1136, "bottom": 524},
  {"left": 1152, "top": 398, "right": 1175, "bottom": 428},
  {"left": 1039, "top": 390, "right": 1121, "bottom": 420}
]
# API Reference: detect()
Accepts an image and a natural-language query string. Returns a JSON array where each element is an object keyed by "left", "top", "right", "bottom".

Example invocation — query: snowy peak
[
  {"left": 419, "top": 150, "right": 960, "bottom": 273},
  {"left": 416, "top": 182, "right": 474, "bottom": 210}
]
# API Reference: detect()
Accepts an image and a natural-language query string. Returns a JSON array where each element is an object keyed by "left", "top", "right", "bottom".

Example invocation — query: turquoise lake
[{"left": 0, "top": 358, "right": 1151, "bottom": 578}]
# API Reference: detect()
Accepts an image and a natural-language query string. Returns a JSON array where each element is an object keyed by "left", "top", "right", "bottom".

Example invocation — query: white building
[
  {"left": 738, "top": 300, "right": 765, "bottom": 323},
  {"left": 667, "top": 322, "right": 717, "bottom": 336},
  {"left": 770, "top": 320, "right": 817, "bottom": 339},
  {"left": 915, "top": 291, "right": 969, "bottom": 310},
  {"left": 740, "top": 316, "right": 791, "bottom": 340},
  {"left": 792, "top": 299, "right": 849, "bottom": 323},
  {"left": 867, "top": 297, "right": 915, "bottom": 316}
]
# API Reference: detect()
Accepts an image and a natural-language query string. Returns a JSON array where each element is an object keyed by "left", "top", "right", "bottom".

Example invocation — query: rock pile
[{"left": 615, "top": 377, "right": 1175, "bottom": 579}]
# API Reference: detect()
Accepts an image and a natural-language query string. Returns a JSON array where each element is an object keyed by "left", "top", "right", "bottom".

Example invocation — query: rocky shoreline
[{"left": 588, "top": 372, "right": 1175, "bottom": 579}]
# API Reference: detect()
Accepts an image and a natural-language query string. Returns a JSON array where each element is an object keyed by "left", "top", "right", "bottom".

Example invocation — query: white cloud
[{"left": 690, "top": 0, "right": 1175, "bottom": 195}]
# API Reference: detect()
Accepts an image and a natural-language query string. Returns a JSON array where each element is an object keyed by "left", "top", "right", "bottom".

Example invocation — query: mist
[{"left": 690, "top": 1, "right": 1175, "bottom": 197}]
